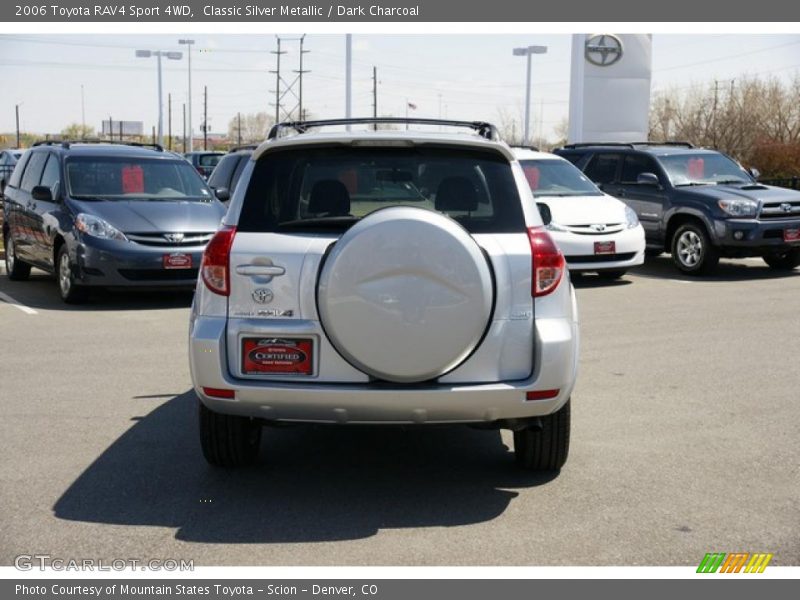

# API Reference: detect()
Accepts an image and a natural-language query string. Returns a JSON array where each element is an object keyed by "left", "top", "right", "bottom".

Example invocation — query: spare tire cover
[{"left": 317, "top": 206, "right": 494, "bottom": 383}]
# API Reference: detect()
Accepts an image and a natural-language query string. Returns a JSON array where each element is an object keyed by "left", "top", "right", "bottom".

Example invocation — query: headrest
[
  {"left": 308, "top": 179, "right": 351, "bottom": 216},
  {"left": 435, "top": 176, "right": 479, "bottom": 212}
]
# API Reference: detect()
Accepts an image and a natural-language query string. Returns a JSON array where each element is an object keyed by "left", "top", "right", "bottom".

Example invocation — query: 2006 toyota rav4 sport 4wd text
[{"left": 189, "top": 118, "right": 579, "bottom": 471}]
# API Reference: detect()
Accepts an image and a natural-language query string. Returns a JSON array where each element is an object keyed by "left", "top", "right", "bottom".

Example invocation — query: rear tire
[
  {"left": 4, "top": 236, "right": 31, "bottom": 281},
  {"left": 671, "top": 223, "right": 719, "bottom": 275},
  {"left": 199, "top": 401, "right": 262, "bottom": 467},
  {"left": 762, "top": 249, "right": 800, "bottom": 271},
  {"left": 57, "top": 245, "right": 88, "bottom": 303},
  {"left": 597, "top": 269, "right": 627, "bottom": 280},
  {"left": 513, "top": 399, "right": 570, "bottom": 471}
]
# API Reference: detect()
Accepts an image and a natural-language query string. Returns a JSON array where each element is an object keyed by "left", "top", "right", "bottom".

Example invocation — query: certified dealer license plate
[
  {"left": 242, "top": 338, "right": 314, "bottom": 375},
  {"left": 784, "top": 228, "right": 800, "bottom": 242},
  {"left": 163, "top": 253, "right": 193, "bottom": 269},
  {"left": 594, "top": 241, "right": 616, "bottom": 255}
]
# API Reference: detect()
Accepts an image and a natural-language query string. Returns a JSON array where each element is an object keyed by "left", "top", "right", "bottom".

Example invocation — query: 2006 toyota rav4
[{"left": 189, "top": 118, "right": 579, "bottom": 471}]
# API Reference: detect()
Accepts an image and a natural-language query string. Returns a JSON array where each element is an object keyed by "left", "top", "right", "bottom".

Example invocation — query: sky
[{"left": 1, "top": 33, "right": 799, "bottom": 141}]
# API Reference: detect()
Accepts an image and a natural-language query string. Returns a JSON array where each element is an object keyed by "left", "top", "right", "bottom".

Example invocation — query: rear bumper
[
  {"left": 188, "top": 291, "right": 579, "bottom": 425},
  {"left": 74, "top": 236, "right": 204, "bottom": 288}
]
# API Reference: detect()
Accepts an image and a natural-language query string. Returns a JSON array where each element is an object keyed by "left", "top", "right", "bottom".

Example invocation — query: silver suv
[{"left": 189, "top": 118, "right": 579, "bottom": 471}]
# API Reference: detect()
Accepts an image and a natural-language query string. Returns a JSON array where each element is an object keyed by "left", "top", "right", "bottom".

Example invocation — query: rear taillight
[
  {"left": 528, "top": 226, "right": 565, "bottom": 297},
  {"left": 201, "top": 225, "right": 236, "bottom": 296}
]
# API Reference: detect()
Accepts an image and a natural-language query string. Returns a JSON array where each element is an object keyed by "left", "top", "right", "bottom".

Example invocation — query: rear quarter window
[{"left": 237, "top": 145, "right": 525, "bottom": 234}]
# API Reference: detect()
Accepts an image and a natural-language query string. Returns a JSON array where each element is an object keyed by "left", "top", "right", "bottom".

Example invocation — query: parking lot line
[{"left": 0, "top": 290, "right": 38, "bottom": 315}]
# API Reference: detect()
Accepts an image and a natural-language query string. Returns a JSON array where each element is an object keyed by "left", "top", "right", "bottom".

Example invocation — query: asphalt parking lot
[{"left": 0, "top": 257, "right": 798, "bottom": 566}]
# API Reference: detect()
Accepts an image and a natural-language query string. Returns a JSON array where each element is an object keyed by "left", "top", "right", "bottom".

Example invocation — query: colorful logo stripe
[{"left": 697, "top": 553, "right": 773, "bottom": 573}]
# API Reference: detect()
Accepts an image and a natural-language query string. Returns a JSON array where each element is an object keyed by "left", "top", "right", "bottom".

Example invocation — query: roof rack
[
  {"left": 267, "top": 118, "right": 500, "bottom": 141},
  {"left": 560, "top": 141, "right": 694, "bottom": 150},
  {"left": 32, "top": 139, "right": 164, "bottom": 152},
  {"left": 227, "top": 144, "right": 259, "bottom": 153}
]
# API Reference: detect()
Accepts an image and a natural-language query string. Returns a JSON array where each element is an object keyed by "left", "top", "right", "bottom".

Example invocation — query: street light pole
[
  {"left": 513, "top": 45, "right": 548, "bottom": 146},
  {"left": 136, "top": 49, "right": 183, "bottom": 148},
  {"left": 178, "top": 39, "right": 195, "bottom": 152},
  {"left": 157, "top": 51, "right": 164, "bottom": 145}
]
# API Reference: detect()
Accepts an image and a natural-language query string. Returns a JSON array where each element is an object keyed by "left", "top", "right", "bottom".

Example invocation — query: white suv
[{"left": 189, "top": 118, "right": 579, "bottom": 471}]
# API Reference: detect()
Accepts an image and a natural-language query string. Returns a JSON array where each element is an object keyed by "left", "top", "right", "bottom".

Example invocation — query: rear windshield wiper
[{"left": 276, "top": 216, "right": 360, "bottom": 229}]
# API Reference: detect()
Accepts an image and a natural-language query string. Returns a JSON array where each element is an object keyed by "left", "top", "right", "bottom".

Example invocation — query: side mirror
[
  {"left": 214, "top": 187, "right": 230, "bottom": 201},
  {"left": 748, "top": 167, "right": 760, "bottom": 180},
  {"left": 31, "top": 185, "right": 53, "bottom": 202},
  {"left": 637, "top": 172, "right": 661, "bottom": 187},
  {"left": 536, "top": 202, "right": 552, "bottom": 226}
]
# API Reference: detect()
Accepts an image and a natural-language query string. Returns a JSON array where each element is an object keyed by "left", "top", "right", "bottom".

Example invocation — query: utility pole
[
  {"left": 152, "top": 126, "right": 156, "bottom": 146},
  {"left": 80, "top": 85, "right": 86, "bottom": 134},
  {"left": 15, "top": 104, "right": 20, "bottom": 147},
  {"left": 203, "top": 85, "right": 208, "bottom": 150},
  {"left": 270, "top": 37, "right": 285, "bottom": 123},
  {"left": 237, "top": 112, "right": 242, "bottom": 146},
  {"left": 182, "top": 103, "right": 186, "bottom": 151},
  {"left": 294, "top": 35, "right": 310, "bottom": 122},
  {"left": 168, "top": 93, "right": 172, "bottom": 150},
  {"left": 372, "top": 66, "right": 378, "bottom": 129}
]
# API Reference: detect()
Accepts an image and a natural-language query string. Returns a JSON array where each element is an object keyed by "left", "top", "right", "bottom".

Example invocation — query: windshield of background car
[
  {"left": 657, "top": 152, "right": 753, "bottom": 186},
  {"left": 65, "top": 156, "right": 212, "bottom": 201},
  {"left": 520, "top": 159, "right": 603, "bottom": 197},
  {"left": 238, "top": 145, "right": 525, "bottom": 233}
]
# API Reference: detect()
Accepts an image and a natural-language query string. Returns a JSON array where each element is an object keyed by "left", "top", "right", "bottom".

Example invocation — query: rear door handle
[{"left": 235, "top": 264, "right": 286, "bottom": 278}]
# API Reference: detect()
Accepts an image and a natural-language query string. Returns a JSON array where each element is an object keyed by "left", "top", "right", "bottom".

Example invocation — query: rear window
[
  {"left": 199, "top": 154, "right": 222, "bottom": 167},
  {"left": 238, "top": 145, "right": 524, "bottom": 234},
  {"left": 65, "top": 156, "right": 212, "bottom": 201},
  {"left": 207, "top": 154, "right": 240, "bottom": 189}
]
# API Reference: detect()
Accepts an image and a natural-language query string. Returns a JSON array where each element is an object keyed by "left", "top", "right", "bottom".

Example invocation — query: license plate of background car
[
  {"left": 594, "top": 241, "right": 616, "bottom": 255},
  {"left": 784, "top": 228, "right": 800, "bottom": 242},
  {"left": 241, "top": 337, "right": 314, "bottom": 375},
  {"left": 163, "top": 253, "right": 193, "bottom": 269}
]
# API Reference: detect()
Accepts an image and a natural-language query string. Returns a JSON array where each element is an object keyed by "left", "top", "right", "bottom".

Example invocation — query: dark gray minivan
[{"left": 2, "top": 141, "right": 227, "bottom": 302}]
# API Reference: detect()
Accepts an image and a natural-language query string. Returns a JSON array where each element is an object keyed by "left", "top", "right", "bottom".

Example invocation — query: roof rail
[
  {"left": 227, "top": 144, "right": 259, "bottom": 153},
  {"left": 267, "top": 118, "right": 500, "bottom": 141},
  {"left": 32, "top": 139, "right": 164, "bottom": 152},
  {"left": 510, "top": 145, "right": 541, "bottom": 152},
  {"left": 560, "top": 141, "right": 694, "bottom": 150}
]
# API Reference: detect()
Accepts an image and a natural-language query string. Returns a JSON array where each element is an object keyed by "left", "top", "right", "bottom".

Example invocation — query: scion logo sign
[
  {"left": 242, "top": 338, "right": 313, "bottom": 375},
  {"left": 585, "top": 34, "right": 624, "bottom": 67}
]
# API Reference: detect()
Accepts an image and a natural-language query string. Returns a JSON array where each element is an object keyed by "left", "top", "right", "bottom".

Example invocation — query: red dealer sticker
[
  {"left": 163, "top": 253, "right": 192, "bottom": 269},
  {"left": 784, "top": 228, "right": 800, "bottom": 242},
  {"left": 242, "top": 338, "right": 314, "bottom": 375},
  {"left": 594, "top": 241, "right": 616, "bottom": 255}
]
